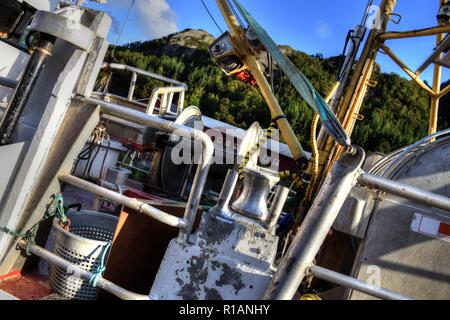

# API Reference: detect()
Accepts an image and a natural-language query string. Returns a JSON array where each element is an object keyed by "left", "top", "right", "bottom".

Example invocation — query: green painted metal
[{"left": 233, "top": 0, "right": 351, "bottom": 147}]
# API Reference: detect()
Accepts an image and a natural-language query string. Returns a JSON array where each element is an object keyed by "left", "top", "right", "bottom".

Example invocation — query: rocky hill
[
  {"left": 125, "top": 29, "right": 216, "bottom": 58},
  {"left": 123, "top": 29, "right": 294, "bottom": 69}
]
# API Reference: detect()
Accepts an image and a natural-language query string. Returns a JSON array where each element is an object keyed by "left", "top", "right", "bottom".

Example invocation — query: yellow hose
[
  {"left": 278, "top": 170, "right": 303, "bottom": 188},
  {"left": 306, "top": 113, "right": 320, "bottom": 200},
  {"left": 300, "top": 294, "right": 322, "bottom": 300},
  {"left": 305, "top": 82, "right": 340, "bottom": 201},
  {"left": 240, "top": 82, "right": 339, "bottom": 190}
]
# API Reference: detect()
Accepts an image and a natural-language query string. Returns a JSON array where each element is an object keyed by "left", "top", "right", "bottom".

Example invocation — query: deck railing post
[
  {"left": 308, "top": 265, "right": 413, "bottom": 300},
  {"left": 263, "top": 147, "right": 366, "bottom": 300}
]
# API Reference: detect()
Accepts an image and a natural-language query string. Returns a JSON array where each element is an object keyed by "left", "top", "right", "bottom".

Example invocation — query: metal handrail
[
  {"left": 358, "top": 172, "right": 450, "bottom": 213},
  {"left": 101, "top": 63, "right": 187, "bottom": 88},
  {"left": 309, "top": 265, "right": 413, "bottom": 300},
  {"left": 59, "top": 174, "right": 187, "bottom": 228},
  {"left": 101, "top": 63, "right": 187, "bottom": 117},
  {"left": 9, "top": 90, "right": 212, "bottom": 301},
  {"left": 0, "top": 76, "right": 17, "bottom": 89},
  {"left": 77, "top": 96, "right": 214, "bottom": 240},
  {"left": 147, "top": 86, "right": 186, "bottom": 116},
  {"left": 18, "top": 240, "right": 150, "bottom": 300}
]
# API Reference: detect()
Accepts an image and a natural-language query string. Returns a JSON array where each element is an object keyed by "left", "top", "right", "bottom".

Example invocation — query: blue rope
[
  {"left": 0, "top": 194, "right": 69, "bottom": 256},
  {"left": 89, "top": 241, "right": 111, "bottom": 287},
  {"left": 52, "top": 194, "right": 69, "bottom": 227}
]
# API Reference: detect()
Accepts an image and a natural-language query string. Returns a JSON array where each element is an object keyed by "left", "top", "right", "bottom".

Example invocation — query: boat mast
[{"left": 320, "top": 0, "right": 450, "bottom": 179}]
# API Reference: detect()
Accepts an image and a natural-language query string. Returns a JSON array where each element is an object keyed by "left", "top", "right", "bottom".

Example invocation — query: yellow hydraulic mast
[
  {"left": 429, "top": 0, "right": 447, "bottom": 137},
  {"left": 318, "top": 0, "right": 398, "bottom": 178},
  {"left": 215, "top": 0, "right": 307, "bottom": 162},
  {"left": 320, "top": 0, "right": 450, "bottom": 178},
  {"left": 216, "top": 0, "right": 449, "bottom": 191}
]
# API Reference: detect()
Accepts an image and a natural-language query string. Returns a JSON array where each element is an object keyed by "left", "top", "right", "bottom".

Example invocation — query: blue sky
[{"left": 86, "top": 0, "right": 449, "bottom": 84}]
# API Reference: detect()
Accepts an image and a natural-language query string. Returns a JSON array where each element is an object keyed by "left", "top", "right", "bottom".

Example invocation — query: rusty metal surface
[
  {"left": 0, "top": 273, "right": 52, "bottom": 300},
  {"left": 149, "top": 211, "right": 278, "bottom": 300}
]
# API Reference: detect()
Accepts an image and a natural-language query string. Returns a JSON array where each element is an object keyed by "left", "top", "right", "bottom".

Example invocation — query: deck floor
[{"left": 0, "top": 272, "right": 63, "bottom": 300}]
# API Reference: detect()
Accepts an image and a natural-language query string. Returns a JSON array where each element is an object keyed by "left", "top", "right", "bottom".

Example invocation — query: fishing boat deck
[{"left": 0, "top": 172, "right": 215, "bottom": 301}]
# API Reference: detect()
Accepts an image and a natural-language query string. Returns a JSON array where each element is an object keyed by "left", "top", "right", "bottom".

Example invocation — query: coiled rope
[{"left": 238, "top": 116, "right": 303, "bottom": 188}]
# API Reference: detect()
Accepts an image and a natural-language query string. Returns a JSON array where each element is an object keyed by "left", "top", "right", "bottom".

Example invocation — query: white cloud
[
  {"left": 135, "top": 0, "right": 178, "bottom": 39},
  {"left": 104, "top": 0, "right": 178, "bottom": 41},
  {"left": 314, "top": 20, "right": 331, "bottom": 39}
]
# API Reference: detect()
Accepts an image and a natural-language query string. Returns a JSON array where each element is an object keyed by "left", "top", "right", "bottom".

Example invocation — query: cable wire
[
  {"left": 200, "top": 0, "right": 224, "bottom": 33},
  {"left": 111, "top": 0, "right": 135, "bottom": 59},
  {"left": 227, "top": 0, "right": 246, "bottom": 28},
  {"left": 276, "top": 70, "right": 284, "bottom": 100}
]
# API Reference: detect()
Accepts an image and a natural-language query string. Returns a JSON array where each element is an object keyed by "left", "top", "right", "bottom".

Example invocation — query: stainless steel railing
[
  {"left": 75, "top": 96, "right": 214, "bottom": 240},
  {"left": 101, "top": 63, "right": 187, "bottom": 117}
]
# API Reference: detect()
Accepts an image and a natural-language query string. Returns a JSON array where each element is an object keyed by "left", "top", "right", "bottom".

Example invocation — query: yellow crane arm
[{"left": 215, "top": 0, "right": 308, "bottom": 162}]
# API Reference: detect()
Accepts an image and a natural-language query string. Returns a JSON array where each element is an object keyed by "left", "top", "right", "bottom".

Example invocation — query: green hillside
[{"left": 99, "top": 29, "right": 448, "bottom": 154}]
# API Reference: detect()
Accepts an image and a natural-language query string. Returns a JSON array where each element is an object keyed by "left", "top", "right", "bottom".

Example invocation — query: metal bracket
[
  {"left": 29, "top": 10, "right": 96, "bottom": 50},
  {"left": 366, "top": 80, "right": 378, "bottom": 88},
  {"left": 388, "top": 13, "right": 402, "bottom": 25}
]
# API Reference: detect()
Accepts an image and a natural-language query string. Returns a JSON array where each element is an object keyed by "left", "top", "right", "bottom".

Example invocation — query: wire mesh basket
[{"left": 49, "top": 210, "right": 118, "bottom": 300}]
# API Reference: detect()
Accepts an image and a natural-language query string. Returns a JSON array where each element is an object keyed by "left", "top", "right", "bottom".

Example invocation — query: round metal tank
[
  {"left": 24, "top": 0, "right": 58, "bottom": 11},
  {"left": 352, "top": 136, "right": 450, "bottom": 299}
]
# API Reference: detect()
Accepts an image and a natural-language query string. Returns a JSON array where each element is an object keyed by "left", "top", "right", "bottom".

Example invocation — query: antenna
[{"left": 110, "top": 0, "right": 135, "bottom": 59}]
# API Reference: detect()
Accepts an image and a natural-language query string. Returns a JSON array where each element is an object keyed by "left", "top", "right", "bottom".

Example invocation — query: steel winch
[
  {"left": 149, "top": 167, "right": 289, "bottom": 300},
  {"left": 231, "top": 168, "right": 280, "bottom": 221}
]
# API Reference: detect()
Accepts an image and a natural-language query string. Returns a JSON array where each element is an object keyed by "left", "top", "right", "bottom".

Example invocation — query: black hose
[
  {"left": 78, "top": 142, "right": 97, "bottom": 160},
  {"left": 72, "top": 140, "right": 97, "bottom": 175},
  {"left": 0, "top": 33, "right": 55, "bottom": 145},
  {"left": 336, "top": 30, "right": 353, "bottom": 80}
]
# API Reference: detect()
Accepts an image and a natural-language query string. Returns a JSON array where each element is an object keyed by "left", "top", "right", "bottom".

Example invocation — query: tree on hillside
[{"left": 98, "top": 30, "right": 447, "bottom": 155}]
